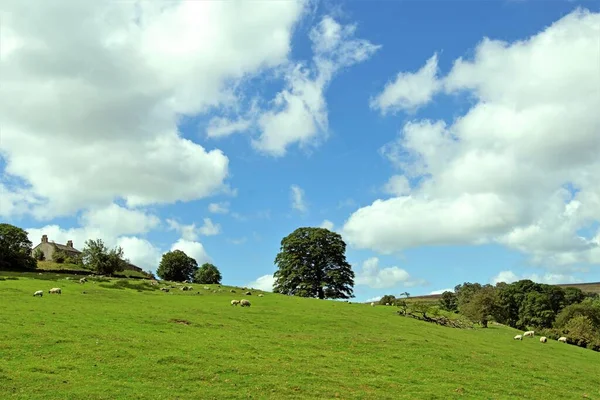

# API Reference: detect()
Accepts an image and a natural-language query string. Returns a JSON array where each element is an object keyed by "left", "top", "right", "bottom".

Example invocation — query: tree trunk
[{"left": 318, "top": 286, "right": 324, "bottom": 299}]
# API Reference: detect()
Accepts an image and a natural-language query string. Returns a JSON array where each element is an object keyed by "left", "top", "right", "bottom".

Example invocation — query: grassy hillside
[
  {"left": 35, "top": 261, "right": 150, "bottom": 279},
  {"left": 1, "top": 272, "right": 599, "bottom": 400}
]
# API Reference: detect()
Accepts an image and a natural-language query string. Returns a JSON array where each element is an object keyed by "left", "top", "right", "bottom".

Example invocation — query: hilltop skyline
[{"left": 1, "top": 1, "right": 599, "bottom": 301}]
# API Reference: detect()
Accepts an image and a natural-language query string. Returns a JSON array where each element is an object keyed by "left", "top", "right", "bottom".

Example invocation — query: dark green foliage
[
  {"left": 518, "top": 291, "right": 557, "bottom": 329},
  {"left": 273, "top": 227, "right": 354, "bottom": 300},
  {"left": 563, "top": 287, "right": 585, "bottom": 306},
  {"left": 378, "top": 295, "right": 396, "bottom": 305},
  {"left": 157, "top": 250, "right": 198, "bottom": 282},
  {"left": 439, "top": 291, "right": 458, "bottom": 312},
  {"left": 455, "top": 282, "right": 485, "bottom": 309},
  {"left": 81, "top": 239, "right": 129, "bottom": 275},
  {"left": 0, "top": 223, "right": 37, "bottom": 271},
  {"left": 460, "top": 286, "right": 498, "bottom": 328},
  {"left": 563, "top": 316, "right": 599, "bottom": 349},
  {"left": 554, "top": 303, "right": 600, "bottom": 329},
  {"left": 193, "top": 263, "right": 222, "bottom": 284},
  {"left": 52, "top": 246, "right": 68, "bottom": 264},
  {"left": 33, "top": 248, "right": 45, "bottom": 261}
]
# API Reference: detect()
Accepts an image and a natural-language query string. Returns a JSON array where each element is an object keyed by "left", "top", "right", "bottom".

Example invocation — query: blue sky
[{"left": 1, "top": 0, "right": 599, "bottom": 302}]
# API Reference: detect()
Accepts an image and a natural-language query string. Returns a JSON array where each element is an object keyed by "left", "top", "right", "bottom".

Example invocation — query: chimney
[
  {"left": 41, "top": 235, "right": 48, "bottom": 243},
  {"left": 66, "top": 240, "right": 73, "bottom": 248}
]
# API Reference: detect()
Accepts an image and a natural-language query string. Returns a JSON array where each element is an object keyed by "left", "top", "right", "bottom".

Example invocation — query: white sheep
[
  {"left": 513, "top": 334, "right": 523, "bottom": 340},
  {"left": 558, "top": 336, "right": 567, "bottom": 343},
  {"left": 240, "top": 299, "right": 251, "bottom": 307},
  {"left": 540, "top": 336, "right": 547, "bottom": 343},
  {"left": 258, "top": 294, "right": 264, "bottom": 297},
  {"left": 385, "top": 303, "right": 390, "bottom": 306},
  {"left": 523, "top": 330, "right": 535, "bottom": 338},
  {"left": 370, "top": 302, "right": 375, "bottom": 307},
  {"left": 33, "top": 290, "right": 43, "bottom": 297},
  {"left": 231, "top": 300, "right": 240, "bottom": 306},
  {"left": 79, "top": 277, "right": 87, "bottom": 284},
  {"left": 48, "top": 287, "right": 61, "bottom": 295}
]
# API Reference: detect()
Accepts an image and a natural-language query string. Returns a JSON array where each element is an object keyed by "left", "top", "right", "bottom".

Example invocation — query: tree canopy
[
  {"left": 157, "top": 250, "right": 198, "bottom": 282},
  {"left": 193, "top": 263, "right": 222, "bottom": 284},
  {"left": 81, "top": 238, "right": 129, "bottom": 275},
  {"left": 0, "top": 223, "right": 37, "bottom": 271},
  {"left": 273, "top": 227, "right": 354, "bottom": 300}
]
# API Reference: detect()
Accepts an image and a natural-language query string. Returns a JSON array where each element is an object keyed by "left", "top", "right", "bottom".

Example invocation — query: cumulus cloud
[
  {"left": 251, "top": 16, "right": 380, "bottom": 156},
  {"left": 370, "top": 53, "right": 441, "bottom": 114},
  {"left": 167, "top": 217, "right": 221, "bottom": 240},
  {"left": 343, "top": 9, "right": 600, "bottom": 267},
  {"left": 247, "top": 274, "right": 275, "bottom": 292},
  {"left": 206, "top": 116, "right": 253, "bottom": 139},
  {"left": 290, "top": 184, "right": 308, "bottom": 213},
  {"left": 80, "top": 203, "right": 161, "bottom": 238},
  {"left": 382, "top": 175, "right": 411, "bottom": 196},
  {"left": 491, "top": 270, "right": 579, "bottom": 286},
  {"left": 170, "top": 238, "right": 211, "bottom": 266},
  {"left": 0, "top": 0, "right": 308, "bottom": 219},
  {"left": 208, "top": 202, "right": 230, "bottom": 214},
  {"left": 320, "top": 219, "right": 335, "bottom": 230},
  {"left": 354, "top": 257, "right": 425, "bottom": 289}
]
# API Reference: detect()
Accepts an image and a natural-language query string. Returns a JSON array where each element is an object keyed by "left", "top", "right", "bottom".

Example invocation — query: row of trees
[
  {"left": 155, "top": 249, "right": 222, "bottom": 284},
  {"left": 439, "top": 281, "right": 600, "bottom": 350}
]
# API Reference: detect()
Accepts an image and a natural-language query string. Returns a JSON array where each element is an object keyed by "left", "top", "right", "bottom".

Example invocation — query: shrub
[
  {"left": 563, "top": 315, "right": 599, "bottom": 348},
  {"left": 378, "top": 295, "right": 396, "bottom": 305},
  {"left": 33, "top": 248, "right": 45, "bottom": 261},
  {"left": 52, "top": 249, "right": 67, "bottom": 264}
]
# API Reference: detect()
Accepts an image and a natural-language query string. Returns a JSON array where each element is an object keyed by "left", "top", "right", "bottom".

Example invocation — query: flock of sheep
[{"left": 513, "top": 330, "right": 568, "bottom": 344}]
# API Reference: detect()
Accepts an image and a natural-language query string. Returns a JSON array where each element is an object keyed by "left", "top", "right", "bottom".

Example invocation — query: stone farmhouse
[{"left": 32, "top": 235, "right": 144, "bottom": 273}]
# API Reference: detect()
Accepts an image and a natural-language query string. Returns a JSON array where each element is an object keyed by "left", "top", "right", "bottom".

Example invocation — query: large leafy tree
[
  {"left": 81, "top": 239, "right": 129, "bottom": 275},
  {"left": 0, "top": 223, "right": 37, "bottom": 270},
  {"left": 157, "top": 250, "right": 198, "bottom": 282},
  {"left": 273, "top": 227, "right": 354, "bottom": 300},
  {"left": 193, "top": 263, "right": 222, "bottom": 284}
]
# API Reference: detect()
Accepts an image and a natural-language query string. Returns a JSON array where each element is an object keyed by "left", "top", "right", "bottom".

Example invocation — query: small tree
[
  {"left": 461, "top": 286, "right": 498, "bottom": 328},
  {"left": 273, "top": 227, "right": 354, "bottom": 300},
  {"left": 52, "top": 245, "right": 68, "bottom": 264},
  {"left": 193, "top": 263, "right": 222, "bottom": 284},
  {"left": 33, "top": 248, "right": 45, "bottom": 261},
  {"left": 157, "top": 250, "right": 198, "bottom": 282},
  {"left": 0, "top": 223, "right": 37, "bottom": 271},
  {"left": 81, "top": 239, "right": 128, "bottom": 275},
  {"left": 378, "top": 294, "right": 396, "bottom": 305},
  {"left": 439, "top": 291, "right": 458, "bottom": 312}
]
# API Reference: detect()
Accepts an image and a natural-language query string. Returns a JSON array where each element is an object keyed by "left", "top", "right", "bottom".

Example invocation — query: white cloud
[
  {"left": 170, "top": 238, "right": 211, "bottom": 266},
  {"left": 290, "top": 184, "right": 308, "bottom": 213},
  {"left": 251, "top": 16, "right": 380, "bottom": 156},
  {"left": 208, "top": 202, "right": 230, "bottom": 214},
  {"left": 429, "top": 288, "right": 453, "bottom": 295},
  {"left": 0, "top": 0, "right": 308, "bottom": 219},
  {"left": 320, "top": 219, "right": 335, "bottom": 230},
  {"left": 167, "top": 217, "right": 221, "bottom": 240},
  {"left": 366, "top": 296, "right": 382, "bottom": 303},
  {"left": 342, "top": 9, "right": 600, "bottom": 268},
  {"left": 382, "top": 175, "right": 411, "bottom": 196},
  {"left": 247, "top": 274, "right": 275, "bottom": 292},
  {"left": 355, "top": 257, "right": 424, "bottom": 289},
  {"left": 116, "top": 236, "right": 162, "bottom": 273},
  {"left": 206, "top": 116, "right": 252, "bottom": 139},
  {"left": 80, "top": 203, "right": 161, "bottom": 238},
  {"left": 491, "top": 270, "right": 579, "bottom": 286},
  {"left": 370, "top": 53, "right": 441, "bottom": 114}
]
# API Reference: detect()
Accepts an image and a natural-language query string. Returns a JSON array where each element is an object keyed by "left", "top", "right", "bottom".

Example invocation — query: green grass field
[
  {"left": 35, "top": 261, "right": 150, "bottom": 279},
  {"left": 1, "top": 272, "right": 599, "bottom": 400}
]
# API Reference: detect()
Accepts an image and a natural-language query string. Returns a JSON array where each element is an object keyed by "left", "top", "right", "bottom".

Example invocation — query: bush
[
  {"left": 52, "top": 249, "right": 67, "bottom": 264},
  {"left": 33, "top": 248, "right": 45, "bottom": 261},
  {"left": 563, "top": 315, "right": 599, "bottom": 348}
]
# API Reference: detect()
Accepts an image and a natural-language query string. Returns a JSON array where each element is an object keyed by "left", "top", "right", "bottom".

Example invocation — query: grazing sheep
[
  {"left": 558, "top": 336, "right": 567, "bottom": 343},
  {"left": 230, "top": 289, "right": 236, "bottom": 293},
  {"left": 240, "top": 299, "right": 251, "bottom": 307},
  {"left": 79, "top": 277, "right": 87, "bottom": 284},
  {"left": 514, "top": 335, "right": 523, "bottom": 340},
  {"left": 204, "top": 286, "right": 210, "bottom": 290},
  {"left": 180, "top": 286, "right": 190, "bottom": 291},
  {"left": 258, "top": 294, "right": 264, "bottom": 297},
  {"left": 370, "top": 302, "right": 375, "bottom": 307},
  {"left": 231, "top": 300, "right": 240, "bottom": 306},
  {"left": 523, "top": 330, "right": 535, "bottom": 338},
  {"left": 161, "top": 287, "right": 170, "bottom": 292},
  {"left": 33, "top": 290, "right": 43, "bottom": 297},
  {"left": 385, "top": 303, "right": 390, "bottom": 306},
  {"left": 48, "top": 287, "right": 61, "bottom": 295},
  {"left": 245, "top": 291, "right": 252, "bottom": 295},
  {"left": 540, "top": 336, "right": 547, "bottom": 343}
]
